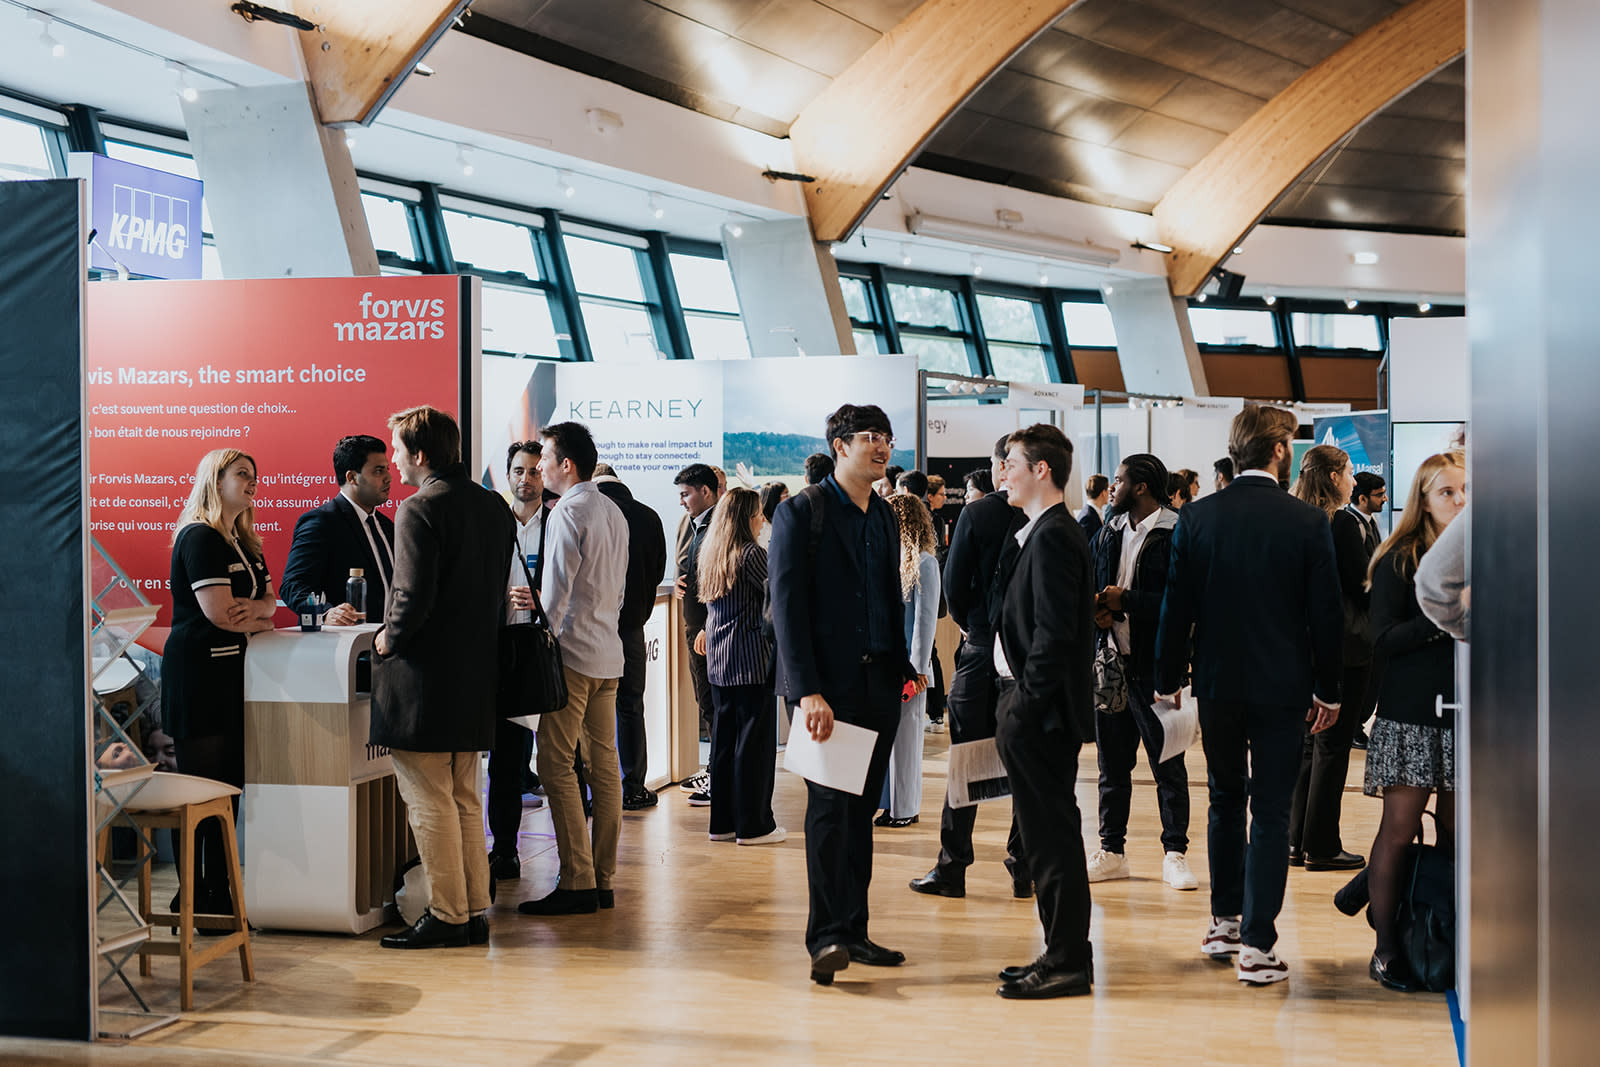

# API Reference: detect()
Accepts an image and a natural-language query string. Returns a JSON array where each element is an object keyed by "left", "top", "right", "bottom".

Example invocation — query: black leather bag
[
  {"left": 1396, "top": 840, "right": 1455, "bottom": 992},
  {"left": 498, "top": 546, "right": 568, "bottom": 717}
]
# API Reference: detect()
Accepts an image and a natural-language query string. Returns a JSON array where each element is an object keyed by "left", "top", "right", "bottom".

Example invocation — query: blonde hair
[
  {"left": 174, "top": 448, "right": 262, "bottom": 558},
  {"left": 1369, "top": 450, "right": 1466, "bottom": 586},
  {"left": 696, "top": 487, "right": 762, "bottom": 603},
  {"left": 887, "top": 493, "right": 936, "bottom": 601},
  {"left": 1292, "top": 444, "right": 1350, "bottom": 518}
]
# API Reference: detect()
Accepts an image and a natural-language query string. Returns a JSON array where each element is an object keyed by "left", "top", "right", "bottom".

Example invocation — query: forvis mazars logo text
[{"left": 334, "top": 292, "right": 448, "bottom": 342}]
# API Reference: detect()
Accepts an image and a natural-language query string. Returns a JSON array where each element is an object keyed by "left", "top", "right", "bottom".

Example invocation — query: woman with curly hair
[{"left": 876, "top": 493, "right": 940, "bottom": 828}]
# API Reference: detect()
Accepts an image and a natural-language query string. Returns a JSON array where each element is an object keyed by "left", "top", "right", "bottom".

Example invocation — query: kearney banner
[
  {"left": 86, "top": 276, "right": 473, "bottom": 627},
  {"left": 69, "top": 152, "right": 204, "bottom": 280}
]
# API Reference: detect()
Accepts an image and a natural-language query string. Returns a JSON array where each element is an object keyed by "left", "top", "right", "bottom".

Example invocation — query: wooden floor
[{"left": 20, "top": 734, "right": 1456, "bottom": 1066}]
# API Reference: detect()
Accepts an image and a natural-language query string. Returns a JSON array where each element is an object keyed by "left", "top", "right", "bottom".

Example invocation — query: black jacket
[
  {"left": 1331, "top": 507, "right": 1377, "bottom": 666},
  {"left": 942, "top": 490, "right": 1024, "bottom": 647},
  {"left": 1077, "top": 504, "right": 1103, "bottom": 541},
  {"left": 279, "top": 494, "right": 394, "bottom": 616},
  {"left": 1154, "top": 475, "right": 1343, "bottom": 707},
  {"left": 1370, "top": 549, "right": 1455, "bottom": 726},
  {"left": 679, "top": 510, "right": 713, "bottom": 630},
  {"left": 1090, "top": 508, "right": 1178, "bottom": 683},
  {"left": 996, "top": 503, "right": 1095, "bottom": 742},
  {"left": 596, "top": 479, "right": 668, "bottom": 630}
]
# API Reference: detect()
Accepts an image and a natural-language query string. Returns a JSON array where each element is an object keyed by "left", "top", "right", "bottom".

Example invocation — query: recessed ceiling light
[{"left": 1352, "top": 251, "right": 1380, "bottom": 266}]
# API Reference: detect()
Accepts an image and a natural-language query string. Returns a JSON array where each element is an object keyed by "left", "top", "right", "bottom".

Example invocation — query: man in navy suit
[
  {"left": 769, "top": 403, "right": 915, "bottom": 987},
  {"left": 1154, "top": 404, "right": 1343, "bottom": 986},
  {"left": 280, "top": 434, "right": 395, "bottom": 624},
  {"left": 1077, "top": 473, "right": 1108, "bottom": 539}
]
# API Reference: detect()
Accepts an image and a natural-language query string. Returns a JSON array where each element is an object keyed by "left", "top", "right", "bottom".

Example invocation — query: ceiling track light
[
  {"left": 557, "top": 170, "right": 576, "bottom": 199},
  {"left": 970, "top": 253, "right": 984, "bottom": 277},
  {"left": 165, "top": 61, "right": 200, "bottom": 103},
  {"left": 726, "top": 219, "right": 745, "bottom": 239},
  {"left": 1263, "top": 294, "right": 1277, "bottom": 306},
  {"left": 1037, "top": 263, "right": 1050, "bottom": 286},
  {"left": 1195, "top": 292, "right": 1208, "bottom": 303},
  {"left": 33, "top": 15, "right": 64, "bottom": 58},
  {"left": 455, "top": 144, "right": 474, "bottom": 177},
  {"left": 1418, "top": 301, "right": 1432, "bottom": 313},
  {"left": 647, "top": 192, "right": 665, "bottom": 220},
  {"left": 1345, "top": 296, "right": 1360, "bottom": 309},
  {"left": 899, "top": 243, "right": 912, "bottom": 267}
]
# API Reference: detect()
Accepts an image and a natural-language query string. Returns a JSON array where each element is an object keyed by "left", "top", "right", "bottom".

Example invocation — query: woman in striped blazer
[{"left": 698, "top": 487, "right": 785, "bottom": 845}]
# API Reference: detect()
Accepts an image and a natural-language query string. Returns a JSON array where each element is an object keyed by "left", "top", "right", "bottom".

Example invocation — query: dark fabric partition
[{"left": 0, "top": 179, "right": 92, "bottom": 1039}]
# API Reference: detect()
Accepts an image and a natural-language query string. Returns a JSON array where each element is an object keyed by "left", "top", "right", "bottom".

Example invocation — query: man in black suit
[
  {"left": 770, "top": 403, "right": 915, "bottom": 987},
  {"left": 279, "top": 434, "right": 395, "bottom": 625},
  {"left": 674, "top": 463, "right": 721, "bottom": 767},
  {"left": 1077, "top": 473, "right": 1108, "bottom": 539},
  {"left": 1342, "top": 472, "right": 1385, "bottom": 751},
  {"left": 594, "top": 466, "right": 669, "bottom": 810},
  {"left": 989, "top": 424, "right": 1096, "bottom": 999},
  {"left": 908, "top": 434, "right": 1030, "bottom": 900},
  {"left": 1154, "top": 404, "right": 1343, "bottom": 985}
]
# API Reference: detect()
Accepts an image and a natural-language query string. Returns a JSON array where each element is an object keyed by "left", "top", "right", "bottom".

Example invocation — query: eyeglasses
[{"left": 850, "top": 431, "right": 895, "bottom": 448}]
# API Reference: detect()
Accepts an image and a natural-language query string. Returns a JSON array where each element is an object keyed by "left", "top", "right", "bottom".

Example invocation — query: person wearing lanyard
[
  {"left": 278, "top": 434, "right": 395, "bottom": 625},
  {"left": 163, "top": 448, "right": 278, "bottom": 918}
]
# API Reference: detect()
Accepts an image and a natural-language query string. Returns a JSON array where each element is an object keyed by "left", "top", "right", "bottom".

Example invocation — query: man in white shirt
[{"left": 518, "top": 422, "right": 629, "bottom": 917}]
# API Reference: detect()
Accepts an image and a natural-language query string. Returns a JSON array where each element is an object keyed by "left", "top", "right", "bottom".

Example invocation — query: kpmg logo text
[
  {"left": 109, "top": 183, "right": 191, "bottom": 261},
  {"left": 70, "top": 152, "right": 205, "bottom": 279}
]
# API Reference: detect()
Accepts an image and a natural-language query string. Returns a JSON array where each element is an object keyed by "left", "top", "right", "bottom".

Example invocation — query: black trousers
[
  {"left": 1198, "top": 699, "right": 1303, "bottom": 952},
  {"left": 804, "top": 661, "right": 899, "bottom": 954},
  {"left": 926, "top": 640, "right": 946, "bottom": 721},
  {"left": 487, "top": 717, "right": 533, "bottom": 856},
  {"left": 616, "top": 625, "right": 648, "bottom": 791},
  {"left": 934, "top": 639, "right": 1028, "bottom": 885},
  {"left": 994, "top": 683, "right": 1091, "bottom": 971},
  {"left": 175, "top": 729, "right": 243, "bottom": 897},
  {"left": 1289, "top": 661, "right": 1373, "bottom": 857},
  {"left": 1096, "top": 676, "right": 1189, "bottom": 855},
  {"left": 686, "top": 624, "right": 713, "bottom": 739},
  {"left": 709, "top": 682, "right": 778, "bottom": 840}
]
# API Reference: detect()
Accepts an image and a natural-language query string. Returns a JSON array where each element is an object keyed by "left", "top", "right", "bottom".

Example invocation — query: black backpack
[
  {"left": 1396, "top": 838, "right": 1456, "bottom": 992},
  {"left": 761, "top": 484, "right": 828, "bottom": 644}
]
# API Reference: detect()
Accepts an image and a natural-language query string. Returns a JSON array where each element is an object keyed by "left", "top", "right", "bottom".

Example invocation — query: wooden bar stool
[{"left": 130, "top": 774, "right": 255, "bottom": 1011}]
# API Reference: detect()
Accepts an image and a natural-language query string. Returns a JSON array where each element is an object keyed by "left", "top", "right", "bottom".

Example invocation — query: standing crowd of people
[{"left": 156, "top": 396, "right": 1464, "bottom": 997}]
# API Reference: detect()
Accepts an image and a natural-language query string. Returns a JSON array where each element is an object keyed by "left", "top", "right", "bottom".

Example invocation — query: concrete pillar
[
  {"left": 181, "top": 82, "right": 377, "bottom": 278},
  {"left": 1102, "top": 276, "right": 1208, "bottom": 396},
  {"left": 721, "top": 218, "right": 854, "bottom": 357}
]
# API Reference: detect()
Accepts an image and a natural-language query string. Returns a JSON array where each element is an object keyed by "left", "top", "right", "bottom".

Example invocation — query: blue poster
[{"left": 1314, "top": 410, "right": 1391, "bottom": 490}]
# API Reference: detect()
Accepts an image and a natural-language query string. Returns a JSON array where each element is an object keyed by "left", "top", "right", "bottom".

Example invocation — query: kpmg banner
[{"left": 68, "top": 152, "right": 204, "bottom": 280}]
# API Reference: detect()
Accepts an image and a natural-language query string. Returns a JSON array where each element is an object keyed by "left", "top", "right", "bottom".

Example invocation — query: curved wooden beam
[
  {"left": 790, "top": 0, "right": 1083, "bottom": 244},
  {"left": 1155, "top": 0, "right": 1465, "bottom": 296},
  {"left": 300, "top": 1, "right": 471, "bottom": 126}
]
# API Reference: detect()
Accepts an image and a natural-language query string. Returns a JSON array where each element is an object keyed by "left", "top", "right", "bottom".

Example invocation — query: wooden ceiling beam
[
  {"left": 298, "top": 0, "right": 471, "bottom": 127},
  {"left": 789, "top": 0, "right": 1083, "bottom": 245},
  {"left": 1155, "top": 0, "right": 1465, "bottom": 296}
]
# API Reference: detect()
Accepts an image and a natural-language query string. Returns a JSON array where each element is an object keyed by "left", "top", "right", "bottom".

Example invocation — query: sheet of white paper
[
  {"left": 946, "top": 737, "right": 1012, "bottom": 809},
  {"left": 782, "top": 718, "right": 876, "bottom": 796},
  {"left": 508, "top": 714, "right": 540, "bottom": 732},
  {"left": 1154, "top": 697, "right": 1199, "bottom": 764}
]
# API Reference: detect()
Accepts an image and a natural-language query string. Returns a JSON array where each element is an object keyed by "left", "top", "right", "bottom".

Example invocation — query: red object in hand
[{"left": 902, "top": 680, "right": 919, "bottom": 703}]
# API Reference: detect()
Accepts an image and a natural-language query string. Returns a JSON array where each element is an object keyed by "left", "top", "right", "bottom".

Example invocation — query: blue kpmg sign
[{"left": 68, "top": 152, "right": 204, "bottom": 279}]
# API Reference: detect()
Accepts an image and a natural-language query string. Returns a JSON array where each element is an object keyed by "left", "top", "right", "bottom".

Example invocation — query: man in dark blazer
[
  {"left": 372, "top": 406, "right": 515, "bottom": 950},
  {"left": 279, "top": 434, "right": 395, "bottom": 624},
  {"left": 1154, "top": 404, "right": 1343, "bottom": 985},
  {"left": 909, "top": 435, "right": 1031, "bottom": 900},
  {"left": 990, "top": 423, "right": 1096, "bottom": 999},
  {"left": 769, "top": 403, "right": 915, "bottom": 987},
  {"left": 674, "top": 463, "right": 721, "bottom": 759},
  {"left": 1077, "top": 472, "right": 1108, "bottom": 540}
]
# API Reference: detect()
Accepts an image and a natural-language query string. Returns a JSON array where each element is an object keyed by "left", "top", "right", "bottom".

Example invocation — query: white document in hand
[
  {"left": 783, "top": 718, "right": 877, "bottom": 796},
  {"left": 1153, "top": 697, "right": 1199, "bottom": 764},
  {"left": 946, "top": 738, "right": 1012, "bottom": 809}
]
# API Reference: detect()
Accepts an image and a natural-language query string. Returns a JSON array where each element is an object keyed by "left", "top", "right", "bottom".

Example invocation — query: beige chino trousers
[
  {"left": 536, "top": 667, "right": 623, "bottom": 891},
  {"left": 390, "top": 749, "right": 491, "bottom": 925}
]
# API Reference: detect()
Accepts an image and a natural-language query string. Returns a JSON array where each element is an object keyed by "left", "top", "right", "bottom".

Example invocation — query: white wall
[{"left": 1389, "top": 316, "right": 1469, "bottom": 422}]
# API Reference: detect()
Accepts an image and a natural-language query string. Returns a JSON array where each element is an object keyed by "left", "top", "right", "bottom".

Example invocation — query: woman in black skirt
[
  {"left": 1362, "top": 450, "right": 1467, "bottom": 990},
  {"left": 163, "top": 447, "right": 278, "bottom": 912}
]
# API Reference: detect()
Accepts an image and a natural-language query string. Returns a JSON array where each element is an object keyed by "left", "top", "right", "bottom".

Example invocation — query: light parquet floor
[{"left": 20, "top": 734, "right": 1456, "bottom": 1066}]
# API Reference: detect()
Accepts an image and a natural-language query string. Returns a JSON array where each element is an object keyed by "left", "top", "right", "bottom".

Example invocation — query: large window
[
  {"left": 481, "top": 283, "right": 561, "bottom": 359},
  {"left": 0, "top": 112, "right": 56, "bottom": 181},
  {"left": 839, "top": 274, "right": 884, "bottom": 355},
  {"left": 1187, "top": 306, "right": 1279, "bottom": 348},
  {"left": 977, "top": 293, "right": 1053, "bottom": 382},
  {"left": 670, "top": 252, "right": 748, "bottom": 359},
  {"left": 565, "top": 230, "right": 666, "bottom": 361},
  {"left": 441, "top": 204, "right": 560, "bottom": 358},
  {"left": 1061, "top": 300, "right": 1118, "bottom": 348},
  {"left": 1291, "top": 312, "right": 1382, "bottom": 351},
  {"left": 362, "top": 193, "right": 419, "bottom": 262},
  {"left": 888, "top": 281, "right": 976, "bottom": 375},
  {"left": 444, "top": 209, "right": 540, "bottom": 278}
]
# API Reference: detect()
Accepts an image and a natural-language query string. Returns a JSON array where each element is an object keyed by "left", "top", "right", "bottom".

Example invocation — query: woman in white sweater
[{"left": 878, "top": 492, "right": 941, "bottom": 827}]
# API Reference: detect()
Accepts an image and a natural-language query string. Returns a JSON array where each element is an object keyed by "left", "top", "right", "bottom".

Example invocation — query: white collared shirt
[
  {"left": 992, "top": 513, "right": 1040, "bottom": 680},
  {"left": 506, "top": 505, "right": 545, "bottom": 624},
  {"left": 340, "top": 492, "right": 394, "bottom": 583},
  {"left": 539, "top": 481, "right": 629, "bottom": 679},
  {"left": 1112, "top": 507, "right": 1163, "bottom": 655}
]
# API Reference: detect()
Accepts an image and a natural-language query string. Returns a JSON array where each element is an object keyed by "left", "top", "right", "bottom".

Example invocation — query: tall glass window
[
  {"left": 670, "top": 252, "right": 748, "bottom": 359},
  {"left": 1061, "top": 301, "right": 1118, "bottom": 348},
  {"left": 1187, "top": 306, "right": 1280, "bottom": 348},
  {"left": 1291, "top": 312, "right": 1382, "bottom": 351},
  {"left": 0, "top": 113, "right": 55, "bottom": 181},
  {"left": 977, "top": 293, "right": 1053, "bottom": 382},
  {"left": 564, "top": 231, "right": 667, "bottom": 361},
  {"left": 888, "top": 281, "right": 977, "bottom": 374},
  {"left": 361, "top": 193, "right": 419, "bottom": 262},
  {"left": 839, "top": 273, "right": 884, "bottom": 354},
  {"left": 444, "top": 210, "right": 539, "bottom": 277}
]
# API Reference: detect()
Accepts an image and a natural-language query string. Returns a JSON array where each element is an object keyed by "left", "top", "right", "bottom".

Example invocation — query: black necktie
[{"left": 368, "top": 513, "right": 394, "bottom": 589}]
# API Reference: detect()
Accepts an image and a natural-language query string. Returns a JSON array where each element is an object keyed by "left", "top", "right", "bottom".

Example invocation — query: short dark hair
[
  {"left": 883, "top": 465, "right": 904, "bottom": 487},
  {"left": 333, "top": 434, "right": 386, "bottom": 486},
  {"left": 1120, "top": 453, "right": 1169, "bottom": 503},
  {"left": 1213, "top": 456, "right": 1234, "bottom": 482},
  {"left": 824, "top": 403, "right": 893, "bottom": 457},
  {"left": 674, "top": 463, "right": 719, "bottom": 494},
  {"left": 506, "top": 439, "right": 541, "bottom": 475},
  {"left": 965, "top": 469, "right": 993, "bottom": 495},
  {"left": 1166, "top": 472, "right": 1192, "bottom": 504},
  {"left": 896, "top": 470, "right": 929, "bottom": 497},
  {"left": 1006, "top": 424, "right": 1073, "bottom": 490},
  {"left": 539, "top": 421, "right": 599, "bottom": 481},
  {"left": 993, "top": 434, "right": 1011, "bottom": 461},
  {"left": 1353, "top": 470, "right": 1386, "bottom": 503},
  {"left": 388, "top": 406, "right": 461, "bottom": 469},
  {"left": 1085, "top": 473, "right": 1109, "bottom": 499},
  {"left": 804, "top": 452, "right": 833, "bottom": 485}
]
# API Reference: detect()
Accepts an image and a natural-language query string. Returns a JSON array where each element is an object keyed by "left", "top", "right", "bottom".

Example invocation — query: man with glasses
[{"left": 770, "top": 404, "right": 917, "bottom": 987}]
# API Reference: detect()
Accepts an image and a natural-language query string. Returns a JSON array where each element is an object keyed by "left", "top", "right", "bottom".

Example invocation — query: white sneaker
[
  {"left": 1237, "top": 946, "right": 1289, "bottom": 985},
  {"left": 1086, "top": 849, "right": 1129, "bottom": 883},
  {"left": 679, "top": 770, "right": 709, "bottom": 793},
  {"left": 1201, "top": 916, "right": 1241, "bottom": 959},
  {"left": 737, "top": 826, "right": 787, "bottom": 846},
  {"left": 1162, "top": 851, "right": 1199, "bottom": 891},
  {"left": 708, "top": 831, "right": 736, "bottom": 842}
]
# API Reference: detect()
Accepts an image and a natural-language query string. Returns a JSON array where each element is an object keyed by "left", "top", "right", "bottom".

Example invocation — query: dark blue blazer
[
  {"left": 279, "top": 494, "right": 394, "bottom": 616},
  {"left": 1077, "top": 504, "right": 1103, "bottom": 540},
  {"left": 1154, "top": 474, "right": 1343, "bottom": 706},
  {"left": 768, "top": 482, "right": 912, "bottom": 705},
  {"left": 942, "top": 489, "right": 1024, "bottom": 647}
]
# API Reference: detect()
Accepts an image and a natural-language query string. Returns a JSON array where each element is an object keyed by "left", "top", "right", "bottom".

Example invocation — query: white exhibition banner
[
  {"left": 925, "top": 405, "right": 1019, "bottom": 458},
  {"left": 1183, "top": 395, "right": 1245, "bottom": 414},
  {"left": 1005, "top": 380, "right": 1086, "bottom": 411}
]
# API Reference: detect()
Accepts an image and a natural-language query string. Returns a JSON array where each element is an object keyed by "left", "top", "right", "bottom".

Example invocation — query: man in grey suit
[{"left": 373, "top": 406, "right": 515, "bottom": 950}]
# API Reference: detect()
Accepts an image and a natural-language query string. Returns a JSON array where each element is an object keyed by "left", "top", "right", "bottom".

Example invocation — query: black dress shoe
[
  {"left": 381, "top": 911, "right": 470, "bottom": 949},
  {"left": 809, "top": 943, "right": 850, "bottom": 986},
  {"left": 1351, "top": 728, "right": 1369, "bottom": 750},
  {"left": 846, "top": 939, "right": 905, "bottom": 966},
  {"left": 622, "top": 786, "right": 659, "bottom": 811},
  {"left": 1005, "top": 856, "right": 1034, "bottom": 899},
  {"left": 999, "top": 954, "right": 1047, "bottom": 983},
  {"left": 468, "top": 915, "right": 489, "bottom": 945},
  {"left": 1305, "top": 850, "right": 1366, "bottom": 872},
  {"left": 517, "top": 888, "right": 599, "bottom": 915},
  {"left": 997, "top": 963, "right": 1092, "bottom": 999},
  {"left": 1289, "top": 847, "right": 1305, "bottom": 867},
  {"left": 1370, "top": 953, "right": 1418, "bottom": 992},
  {"left": 488, "top": 851, "right": 521, "bottom": 880},
  {"left": 598, "top": 889, "right": 615, "bottom": 910},
  {"left": 908, "top": 869, "right": 965, "bottom": 898},
  {"left": 874, "top": 814, "right": 918, "bottom": 828}
]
